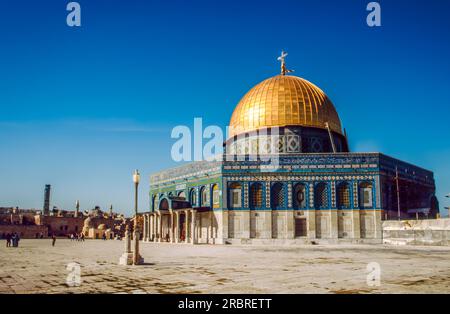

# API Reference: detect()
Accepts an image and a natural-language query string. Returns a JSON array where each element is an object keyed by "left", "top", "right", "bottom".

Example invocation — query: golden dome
[{"left": 229, "top": 75, "right": 343, "bottom": 138}]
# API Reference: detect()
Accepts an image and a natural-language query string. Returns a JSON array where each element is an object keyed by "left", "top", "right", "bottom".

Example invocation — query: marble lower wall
[
  {"left": 382, "top": 218, "right": 450, "bottom": 246},
  {"left": 222, "top": 209, "right": 382, "bottom": 243}
]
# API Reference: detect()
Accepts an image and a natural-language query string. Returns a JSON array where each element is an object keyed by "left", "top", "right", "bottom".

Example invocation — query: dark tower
[{"left": 43, "top": 184, "right": 51, "bottom": 216}]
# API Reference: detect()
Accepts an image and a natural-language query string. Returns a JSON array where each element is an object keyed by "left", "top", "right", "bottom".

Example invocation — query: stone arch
[
  {"left": 177, "top": 191, "right": 186, "bottom": 199},
  {"left": 211, "top": 184, "right": 220, "bottom": 209},
  {"left": 189, "top": 188, "right": 197, "bottom": 207},
  {"left": 199, "top": 186, "right": 210, "bottom": 207},
  {"left": 159, "top": 198, "right": 169, "bottom": 211}
]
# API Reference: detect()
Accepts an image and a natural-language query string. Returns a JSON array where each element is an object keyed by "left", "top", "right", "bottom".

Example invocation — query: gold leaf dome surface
[{"left": 229, "top": 75, "right": 343, "bottom": 138}]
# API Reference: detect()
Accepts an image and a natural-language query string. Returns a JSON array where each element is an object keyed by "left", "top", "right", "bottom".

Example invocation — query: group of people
[
  {"left": 69, "top": 233, "right": 85, "bottom": 241},
  {"left": 4, "top": 233, "right": 20, "bottom": 247}
]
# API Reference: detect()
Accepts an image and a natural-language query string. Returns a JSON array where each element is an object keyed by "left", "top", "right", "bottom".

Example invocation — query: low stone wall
[
  {"left": 0, "top": 225, "right": 48, "bottom": 239},
  {"left": 382, "top": 219, "right": 450, "bottom": 246}
]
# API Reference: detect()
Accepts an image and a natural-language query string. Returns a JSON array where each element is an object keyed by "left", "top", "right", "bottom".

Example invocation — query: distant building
[{"left": 0, "top": 205, "right": 128, "bottom": 239}]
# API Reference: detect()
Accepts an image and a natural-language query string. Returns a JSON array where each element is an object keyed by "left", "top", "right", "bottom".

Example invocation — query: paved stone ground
[{"left": 0, "top": 239, "right": 449, "bottom": 294}]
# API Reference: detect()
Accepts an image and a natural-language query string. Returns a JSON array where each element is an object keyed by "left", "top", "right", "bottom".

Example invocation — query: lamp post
[
  {"left": 119, "top": 170, "right": 144, "bottom": 266},
  {"left": 395, "top": 166, "right": 401, "bottom": 220},
  {"left": 446, "top": 194, "right": 450, "bottom": 218},
  {"left": 132, "top": 169, "right": 144, "bottom": 265}
]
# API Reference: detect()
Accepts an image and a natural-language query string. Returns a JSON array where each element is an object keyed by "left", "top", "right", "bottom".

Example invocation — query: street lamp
[
  {"left": 119, "top": 169, "right": 144, "bottom": 266},
  {"left": 446, "top": 194, "right": 450, "bottom": 218},
  {"left": 132, "top": 169, "right": 143, "bottom": 265},
  {"left": 133, "top": 169, "right": 140, "bottom": 217}
]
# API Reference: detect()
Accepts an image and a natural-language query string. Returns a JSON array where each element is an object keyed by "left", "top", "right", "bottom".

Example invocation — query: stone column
[
  {"left": 191, "top": 210, "right": 197, "bottom": 244},
  {"left": 160, "top": 213, "right": 164, "bottom": 242},
  {"left": 209, "top": 210, "right": 214, "bottom": 244},
  {"left": 185, "top": 210, "right": 189, "bottom": 243},
  {"left": 143, "top": 214, "right": 148, "bottom": 242},
  {"left": 147, "top": 214, "right": 151, "bottom": 241},
  {"left": 132, "top": 227, "right": 143, "bottom": 265},
  {"left": 124, "top": 227, "right": 131, "bottom": 253},
  {"left": 175, "top": 211, "right": 180, "bottom": 243},
  {"left": 158, "top": 213, "right": 162, "bottom": 242},
  {"left": 152, "top": 214, "right": 155, "bottom": 242},
  {"left": 148, "top": 214, "right": 151, "bottom": 241},
  {"left": 154, "top": 213, "right": 159, "bottom": 242},
  {"left": 148, "top": 214, "right": 153, "bottom": 242},
  {"left": 118, "top": 226, "right": 133, "bottom": 265},
  {"left": 170, "top": 212, "right": 175, "bottom": 243}
]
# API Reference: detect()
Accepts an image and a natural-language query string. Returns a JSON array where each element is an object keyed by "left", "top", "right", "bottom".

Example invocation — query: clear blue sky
[{"left": 1, "top": 0, "right": 449, "bottom": 216}]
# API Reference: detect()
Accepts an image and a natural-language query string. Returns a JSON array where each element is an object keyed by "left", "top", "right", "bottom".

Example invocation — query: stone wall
[
  {"left": 40, "top": 216, "right": 84, "bottom": 236},
  {"left": 0, "top": 225, "right": 48, "bottom": 239},
  {"left": 382, "top": 218, "right": 450, "bottom": 246}
]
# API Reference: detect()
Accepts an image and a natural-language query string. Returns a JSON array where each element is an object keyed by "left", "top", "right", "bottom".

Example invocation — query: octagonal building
[{"left": 144, "top": 61, "right": 438, "bottom": 245}]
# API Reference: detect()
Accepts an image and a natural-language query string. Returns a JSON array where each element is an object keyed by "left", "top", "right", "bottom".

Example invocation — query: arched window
[
  {"left": 314, "top": 183, "right": 328, "bottom": 209},
  {"left": 293, "top": 183, "right": 306, "bottom": 209},
  {"left": 200, "top": 186, "right": 209, "bottom": 207},
  {"left": 229, "top": 183, "right": 242, "bottom": 208},
  {"left": 212, "top": 184, "right": 220, "bottom": 208},
  {"left": 189, "top": 189, "right": 197, "bottom": 207},
  {"left": 337, "top": 182, "right": 351, "bottom": 209},
  {"left": 359, "top": 182, "right": 373, "bottom": 208},
  {"left": 151, "top": 195, "right": 157, "bottom": 211},
  {"left": 168, "top": 192, "right": 173, "bottom": 198},
  {"left": 250, "top": 183, "right": 263, "bottom": 209},
  {"left": 177, "top": 191, "right": 186, "bottom": 200},
  {"left": 159, "top": 198, "right": 169, "bottom": 210},
  {"left": 271, "top": 183, "right": 285, "bottom": 209}
]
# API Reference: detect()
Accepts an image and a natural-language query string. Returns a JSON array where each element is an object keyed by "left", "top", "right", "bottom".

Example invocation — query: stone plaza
[{"left": 1, "top": 239, "right": 449, "bottom": 294}]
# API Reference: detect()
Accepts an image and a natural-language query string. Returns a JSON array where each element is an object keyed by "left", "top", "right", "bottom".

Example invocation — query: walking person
[
  {"left": 11, "top": 233, "right": 17, "bottom": 247},
  {"left": 5, "top": 233, "right": 11, "bottom": 247},
  {"left": 15, "top": 233, "right": 20, "bottom": 247},
  {"left": 52, "top": 234, "right": 56, "bottom": 247}
]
